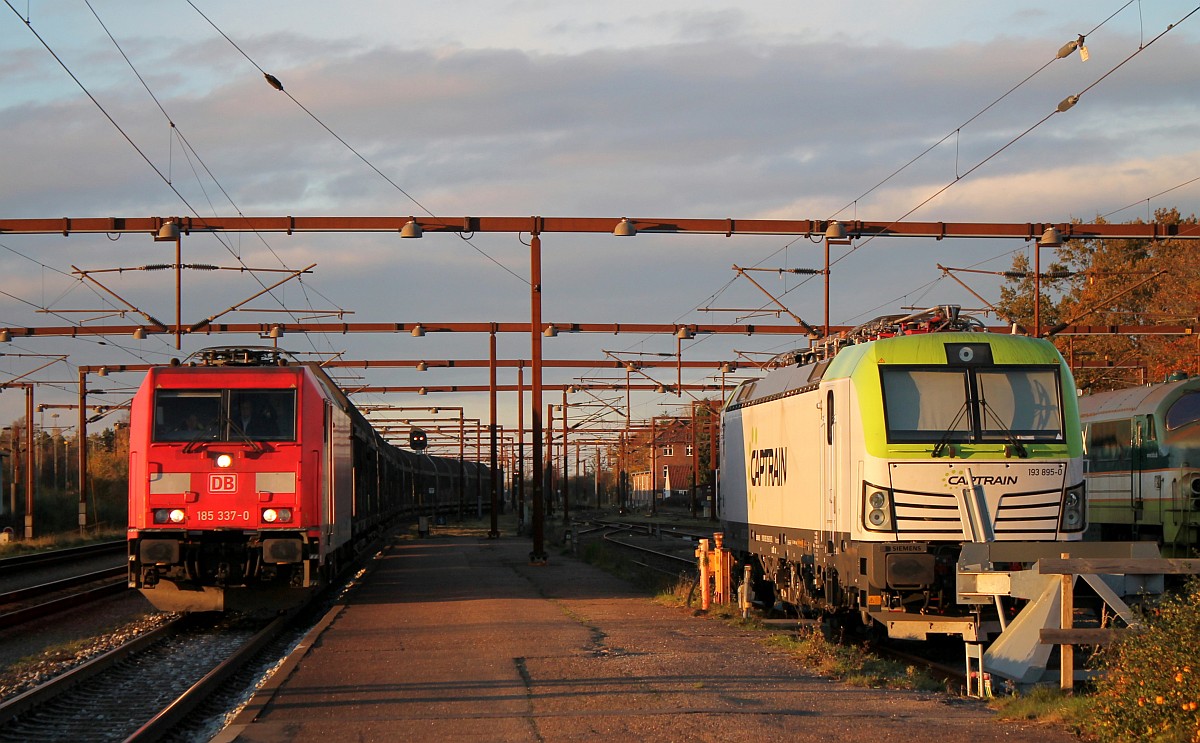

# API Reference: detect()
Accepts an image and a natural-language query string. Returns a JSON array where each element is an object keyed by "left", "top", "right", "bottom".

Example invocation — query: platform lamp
[
  {"left": 411, "top": 323, "right": 426, "bottom": 337},
  {"left": 132, "top": 327, "right": 147, "bottom": 340},
  {"left": 154, "top": 220, "right": 184, "bottom": 349},
  {"left": 674, "top": 327, "right": 694, "bottom": 396},
  {"left": 1034, "top": 226, "right": 1064, "bottom": 337},
  {"left": 719, "top": 361, "right": 737, "bottom": 403},
  {"left": 0, "top": 329, "right": 10, "bottom": 343},
  {"left": 823, "top": 220, "right": 850, "bottom": 338},
  {"left": 400, "top": 218, "right": 423, "bottom": 238},
  {"left": 613, "top": 218, "right": 637, "bottom": 237}
]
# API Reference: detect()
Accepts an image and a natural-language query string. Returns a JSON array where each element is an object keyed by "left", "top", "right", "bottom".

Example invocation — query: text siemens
[{"left": 749, "top": 447, "right": 787, "bottom": 487}]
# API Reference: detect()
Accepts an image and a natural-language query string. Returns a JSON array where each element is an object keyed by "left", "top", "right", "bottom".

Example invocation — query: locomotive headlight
[
  {"left": 215, "top": 453, "right": 233, "bottom": 468},
  {"left": 862, "top": 485, "right": 895, "bottom": 532},
  {"left": 168, "top": 508, "right": 186, "bottom": 524},
  {"left": 153, "top": 508, "right": 169, "bottom": 524},
  {"left": 1059, "top": 482, "right": 1087, "bottom": 533},
  {"left": 262, "top": 507, "right": 293, "bottom": 524}
]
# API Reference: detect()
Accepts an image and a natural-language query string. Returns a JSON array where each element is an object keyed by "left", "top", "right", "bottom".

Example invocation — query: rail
[
  {"left": 0, "top": 540, "right": 125, "bottom": 573},
  {"left": 0, "top": 568, "right": 128, "bottom": 629}
]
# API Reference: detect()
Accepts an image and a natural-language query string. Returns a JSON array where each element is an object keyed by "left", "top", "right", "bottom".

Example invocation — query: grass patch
[
  {"left": 763, "top": 628, "right": 944, "bottom": 692},
  {"left": 990, "top": 686, "right": 1092, "bottom": 734},
  {"left": 0, "top": 528, "right": 124, "bottom": 557}
]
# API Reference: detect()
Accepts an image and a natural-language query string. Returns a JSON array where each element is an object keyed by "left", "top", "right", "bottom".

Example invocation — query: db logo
[{"left": 209, "top": 473, "right": 238, "bottom": 493}]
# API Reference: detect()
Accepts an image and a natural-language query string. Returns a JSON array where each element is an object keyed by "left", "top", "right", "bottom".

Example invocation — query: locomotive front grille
[
  {"left": 891, "top": 489, "right": 1064, "bottom": 539},
  {"left": 993, "top": 490, "right": 1063, "bottom": 536}
]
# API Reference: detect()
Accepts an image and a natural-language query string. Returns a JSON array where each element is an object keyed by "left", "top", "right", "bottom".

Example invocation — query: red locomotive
[{"left": 127, "top": 347, "right": 485, "bottom": 612}]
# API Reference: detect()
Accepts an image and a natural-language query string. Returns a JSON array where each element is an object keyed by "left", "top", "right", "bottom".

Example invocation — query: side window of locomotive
[
  {"left": 1087, "top": 419, "right": 1132, "bottom": 468},
  {"left": 976, "top": 367, "right": 1063, "bottom": 441},
  {"left": 825, "top": 390, "right": 834, "bottom": 444},
  {"left": 229, "top": 390, "right": 296, "bottom": 441},
  {"left": 734, "top": 382, "right": 757, "bottom": 404},
  {"left": 880, "top": 368, "right": 970, "bottom": 442},
  {"left": 153, "top": 390, "right": 221, "bottom": 442}
]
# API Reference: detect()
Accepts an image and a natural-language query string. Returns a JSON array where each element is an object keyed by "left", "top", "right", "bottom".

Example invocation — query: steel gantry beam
[
  {"left": 2, "top": 215, "right": 1199, "bottom": 241},
  {"left": 6, "top": 321, "right": 1195, "bottom": 341},
  {"left": 11, "top": 214, "right": 1200, "bottom": 561},
  {"left": 0, "top": 321, "right": 836, "bottom": 341}
]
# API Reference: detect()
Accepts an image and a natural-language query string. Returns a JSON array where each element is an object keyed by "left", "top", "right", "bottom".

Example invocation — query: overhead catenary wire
[
  {"left": 830, "top": 5, "right": 1199, "bottom": 267},
  {"left": 705, "top": 2, "right": 1186, "bottom": 345},
  {"left": 81, "top": 0, "right": 341, "bottom": 362},
  {"left": 1101, "top": 175, "right": 1200, "bottom": 220},
  {"left": 184, "top": 0, "right": 529, "bottom": 288},
  {"left": 3, "top": 1, "right": 333, "bottom": 364},
  {"left": 826, "top": 0, "right": 1138, "bottom": 224}
]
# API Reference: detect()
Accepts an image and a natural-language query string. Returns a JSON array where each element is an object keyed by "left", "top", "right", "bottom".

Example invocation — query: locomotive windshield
[
  {"left": 153, "top": 389, "right": 296, "bottom": 442},
  {"left": 881, "top": 365, "right": 1063, "bottom": 444},
  {"left": 1165, "top": 392, "right": 1200, "bottom": 431}
]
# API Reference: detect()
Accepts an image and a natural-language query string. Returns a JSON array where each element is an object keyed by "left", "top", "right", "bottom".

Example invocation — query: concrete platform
[{"left": 215, "top": 526, "right": 1077, "bottom": 742}]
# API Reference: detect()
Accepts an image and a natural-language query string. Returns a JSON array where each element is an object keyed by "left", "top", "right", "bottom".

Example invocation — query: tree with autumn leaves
[{"left": 996, "top": 208, "right": 1199, "bottom": 392}]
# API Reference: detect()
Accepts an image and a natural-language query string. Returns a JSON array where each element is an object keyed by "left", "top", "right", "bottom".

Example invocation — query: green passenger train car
[{"left": 1079, "top": 376, "right": 1200, "bottom": 555}]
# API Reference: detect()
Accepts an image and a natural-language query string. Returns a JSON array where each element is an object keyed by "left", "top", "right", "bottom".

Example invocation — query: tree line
[{"left": 996, "top": 208, "right": 1198, "bottom": 392}]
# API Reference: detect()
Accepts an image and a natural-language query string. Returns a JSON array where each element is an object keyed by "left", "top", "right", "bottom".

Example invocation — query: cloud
[{"left": 2, "top": 3, "right": 1199, "bottom": 424}]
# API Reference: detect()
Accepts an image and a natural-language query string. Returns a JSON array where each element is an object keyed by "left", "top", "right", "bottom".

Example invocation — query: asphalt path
[{"left": 216, "top": 528, "right": 1078, "bottom": 742}]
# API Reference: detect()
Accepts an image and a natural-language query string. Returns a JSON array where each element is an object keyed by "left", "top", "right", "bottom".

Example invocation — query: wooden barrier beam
[
  {"left": 1038, "top": 557, "right": 1200, "bottom": 575},
  {"left": 1040, "top": 628, "right": 1126, "bottom": 645}
]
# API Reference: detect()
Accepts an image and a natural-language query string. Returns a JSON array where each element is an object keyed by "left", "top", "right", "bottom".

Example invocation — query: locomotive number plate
[
  {"left": 209, "top": 473, "right": 238, "bottom": 493},
  {"left": 195, "top": 510, "right": 251, "bottom": 522}
]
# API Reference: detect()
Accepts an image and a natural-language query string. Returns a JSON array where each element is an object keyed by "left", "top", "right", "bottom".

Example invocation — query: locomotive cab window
[
  {"left": 230, "top": 390, "right": 295, "bottom": 441},
  {"left": 153, "top": 391, "right": 222, "bottom": 442},
  {"left": 880, "top": 365, "right": 1063, "bottom": 444},
  {"left": 153, "top": 389, "right": 296, "bottom": 443},
  {"left": 1165, "top": 392, "right": 1200, "bottom": 431}
]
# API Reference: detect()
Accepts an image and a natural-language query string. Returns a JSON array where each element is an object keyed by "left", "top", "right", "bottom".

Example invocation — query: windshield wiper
[
  {"left": 225, "top": 415, "right": 266, "bottom": 453},
  {"left": 181, "top": 429, "right": 218, "bottom": 454},
  {"left": 979, "top": 399, "right": 1029, "bottom": 458},
  {"left": 932, "top": 401, "right": 971, "bottom": 458}
]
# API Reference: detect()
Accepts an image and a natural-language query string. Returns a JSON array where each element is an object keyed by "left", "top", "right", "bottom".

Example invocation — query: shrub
[{"left": 1084, "top": 580, "right": 1200, "bottom": 742}]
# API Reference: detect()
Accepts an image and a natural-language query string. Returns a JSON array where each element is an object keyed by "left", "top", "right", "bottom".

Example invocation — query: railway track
[
  {"left": 0, "top": 540, "right": 125, "bottom": 573},
  {"left": 0, "top": 610, "right": 294, "bottom": 741},
  {"left": 0, "top": 568, "right": 128, "bottom": 629},
  {"left": 0, "top": 541, "right": 129, "bottom": 629}
]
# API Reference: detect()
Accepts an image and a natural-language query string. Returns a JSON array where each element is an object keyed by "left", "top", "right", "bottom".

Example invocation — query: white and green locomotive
[{"left": 720, "top": 308, "right": 1088, "bottom": 639}]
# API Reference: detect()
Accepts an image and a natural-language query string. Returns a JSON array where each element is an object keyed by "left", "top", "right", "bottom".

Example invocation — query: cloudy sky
[{"left": 1, "top": 1, "right": 1198, "bottom": 437}]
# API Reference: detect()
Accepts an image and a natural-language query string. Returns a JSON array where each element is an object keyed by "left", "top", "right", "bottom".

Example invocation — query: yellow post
[
  {"left": 696, "top": 538, "right": 711, "bottom": 610},
  {"left": 1060, "top": 552, "right": 1074, "bottom": 692},
  {"left": 712, "top": 532, "right": 729, "bottom": 604}
]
